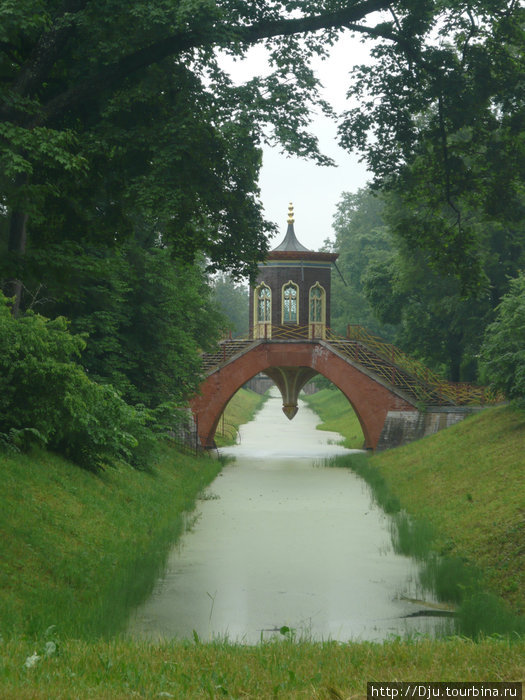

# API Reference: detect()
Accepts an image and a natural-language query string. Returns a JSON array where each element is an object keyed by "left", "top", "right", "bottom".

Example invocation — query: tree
[
  {"left": 364, "top": 247, "right": 488, "bottom": 381},
  {"left": 329, "top": 188, "right": 396, "bottom": 338},
  {"left": 6, "top": 1, "right": 520, "bottom": 312},
  {"left": 330, "top": 186, "right": 523, "bottom": 382},
  {"left": 211, "top": 273, "right": 249, "bottom": 336},
  {"left": 118, "top": 245, "right": 224, "bottom": 408},
  {"left": 21, "top": 229, "right": 225, "bottom": 409},
  {"left": 3, "top": 0, "right": 523, "bottom": 426},
  {"left": 481, "top": 273, "right": 525, "bottom": 403},
  {"left": 339, "top": 1, "right": 525, "bottom": 290},
  {"left": 2, "top": 0, "right": 410, "bottom": 314}
]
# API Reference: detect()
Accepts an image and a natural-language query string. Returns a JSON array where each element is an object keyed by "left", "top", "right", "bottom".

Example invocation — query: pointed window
[
  {"left": 282, "top": 281, "right": 299, "bottom": 323},
  {"left": 309, "top": 283, "right": 326, "bottom": 338},
  {"left": 309, "top": 285, "right": 323, "bottom": 322},
  {"left": 257, "top": 284, "right": 271, "bottom": 323},
  {"left": 254, "top": 283, "right": 272, "bottom": 338}
]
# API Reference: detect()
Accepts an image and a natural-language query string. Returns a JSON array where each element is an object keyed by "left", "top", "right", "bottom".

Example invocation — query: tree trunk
[
  {"left": 7, "top": 209, "right": 28, "bottom": 317},
  {"left": 447, "top": 332, "right": 463, "bottom": 383}
]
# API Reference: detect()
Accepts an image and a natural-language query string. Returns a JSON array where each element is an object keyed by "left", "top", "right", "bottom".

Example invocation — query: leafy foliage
[
  {"left": 330, "top": 186, "right": 524, "bottom": 382},
  {"left": 481, "top": 273, "right": 525, "bottom": 402},
  {"left": 0, "top": 293, "right": 155, "bottom": 470},
  {"left": 18, "top": 234, "right": 224, "bottom": 410},
  {"left": 211, "top": 273, "right": 249, "bottom": 336},
  {"left": 3, "top": 0, "right": 384, "bottom": 305},
  {"left": 2, "top": 0, "right": 523, "bottom": 458},
  {"left": 329, "top": 188, "right": 395, "bottom": 338},
  {"left": 339, "top": 1, "right": 525, "bottom": 290}
]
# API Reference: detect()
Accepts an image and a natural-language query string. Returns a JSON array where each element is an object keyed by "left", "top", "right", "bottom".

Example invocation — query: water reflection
[{"left": 128, "top": 390, "right": 448, "bottom": 642}]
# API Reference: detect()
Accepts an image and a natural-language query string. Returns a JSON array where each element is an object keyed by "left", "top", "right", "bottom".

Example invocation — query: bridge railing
[
  {"left": 344, "top": 325, "right": 503, "bottom": 406},
  {"left": 211, "top": 324, "right": 502, "bottom": 406}
]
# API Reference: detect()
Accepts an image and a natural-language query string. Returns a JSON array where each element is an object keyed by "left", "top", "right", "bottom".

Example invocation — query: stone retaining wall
[{"left": 376, "top": 406, "right": 483, "bottom": 451}]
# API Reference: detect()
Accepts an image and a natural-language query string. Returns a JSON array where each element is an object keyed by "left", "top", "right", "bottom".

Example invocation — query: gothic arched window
[
  {"left": 282, "top": 281, "right": 299, "bottom": 323},
  {"left": 309, "top": 284, "right": 325, "bottom": 323},
  {"left": 309, "top": 283, "right": 326, "bottom": 338},
  {"left": 256, "top": 283, "right": 271, "bottom": 323}
]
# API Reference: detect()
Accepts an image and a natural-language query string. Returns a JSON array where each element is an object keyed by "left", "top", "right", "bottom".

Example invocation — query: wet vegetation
[
  {"left": 214, "top": 388, "right": 268, "bottom": 447},
  {"left": 0, "top": 393, "right": 524, "bottom": 696},
  {"left": 0, "top": 444, "right": 223, "bottom": 641},
  {"left": 322, "top": 401, "right": 525, "bottom": 639},
  {"left": 302, "top": 387, "right": 365, "bottom": 449}
]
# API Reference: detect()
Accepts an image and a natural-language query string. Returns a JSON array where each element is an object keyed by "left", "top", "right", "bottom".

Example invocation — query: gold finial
[{"left": 287, "top": 202, "right": 294, "bottom": 224}]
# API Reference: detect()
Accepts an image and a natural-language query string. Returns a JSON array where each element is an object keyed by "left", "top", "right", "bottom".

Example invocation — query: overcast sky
[{"left": 222, "top": 33, "right": 374, "bottom": 251}]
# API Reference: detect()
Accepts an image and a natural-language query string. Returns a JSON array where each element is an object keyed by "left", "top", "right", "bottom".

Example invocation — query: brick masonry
[{"left": 191, "top": 341, "right": 416, "bottom": 450}]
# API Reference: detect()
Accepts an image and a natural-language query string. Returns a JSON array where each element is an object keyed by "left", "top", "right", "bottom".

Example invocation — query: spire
[{"left": 272, "top": 202, "right": 310, "bottom": 252}]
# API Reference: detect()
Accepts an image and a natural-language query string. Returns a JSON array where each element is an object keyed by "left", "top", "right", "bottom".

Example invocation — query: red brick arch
[{"left": 190, "top": 342, "right": 415, "bottom": 450}]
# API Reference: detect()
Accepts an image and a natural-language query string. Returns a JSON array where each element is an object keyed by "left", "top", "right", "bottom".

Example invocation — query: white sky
[{"left": 221, "top": 33, "right": 375, "bottom": 251}]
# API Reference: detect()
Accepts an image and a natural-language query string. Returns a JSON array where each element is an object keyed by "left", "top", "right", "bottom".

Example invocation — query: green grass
[
  {"left": 319, "top": 391, "right": 524, "bottom": 620},
  {"left": 1, "top": 390, "right": 524, "bottom": 697},
  {"left": 302, "top": 387, "right": 364, "bottom": 448},
  {"left": 371, "top": 405, "right": 525, "bottom": 614},
  {"left": 0, "top": 444, "right": 223, "bottom": 640},
  {"left": 1, "top": 636, "right": 524, "bottom": 699},
  {"left": 214, "top": 387, "right": 268, "bottom": 447}
]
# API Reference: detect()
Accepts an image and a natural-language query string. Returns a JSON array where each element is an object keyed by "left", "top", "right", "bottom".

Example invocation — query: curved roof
[{"left": 271, "top": 203, "right": 310, "bottom": 252}]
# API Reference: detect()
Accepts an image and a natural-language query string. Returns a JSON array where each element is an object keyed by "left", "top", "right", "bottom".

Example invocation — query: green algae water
[{"left": 127, "top": 390, "right": 451, "bottom": 643}]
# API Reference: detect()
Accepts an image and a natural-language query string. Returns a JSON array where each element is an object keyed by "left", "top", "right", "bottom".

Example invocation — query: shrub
[
  {"left": 481, "top": 273, "right": 525, "bottom": 403},
  {"left": 0, "top": 293, "right": 155, "bottom": 469}
]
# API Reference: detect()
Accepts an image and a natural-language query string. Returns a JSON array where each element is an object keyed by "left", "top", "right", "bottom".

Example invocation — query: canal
[{"left": 128, "top": 389, "right": 447, "bottom": 643}]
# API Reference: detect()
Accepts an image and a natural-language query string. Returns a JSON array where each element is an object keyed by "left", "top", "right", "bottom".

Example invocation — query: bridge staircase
[
  {"left": 326, "top": 338, "right": 448, "bottom": 405},
  {"left": 200, "top": 325, "right": 498, "bottom": 408},
  {"left": 200, "top": 339, "right": 255, "bottom": 374},
  {"left": 339, "top": 325, "right": 498, "bottom": 406}
]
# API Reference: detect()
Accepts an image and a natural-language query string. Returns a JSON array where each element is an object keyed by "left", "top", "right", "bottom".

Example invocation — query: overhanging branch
[{"left": 35, "top": 0, "right": 392, "bottom": 126}]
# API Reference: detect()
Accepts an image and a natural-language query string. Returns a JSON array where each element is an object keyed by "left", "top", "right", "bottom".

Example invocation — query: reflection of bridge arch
[{"left": 191, "top": 340, "right": 417, "bottom": 451}]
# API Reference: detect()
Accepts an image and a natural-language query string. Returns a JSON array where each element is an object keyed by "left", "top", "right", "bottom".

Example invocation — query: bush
[
  {"left": 481, "top": 273, "right": 525, "bottom": 403},
  {"left": 0, "top": 293, "right": 156, "bottom": 469}
]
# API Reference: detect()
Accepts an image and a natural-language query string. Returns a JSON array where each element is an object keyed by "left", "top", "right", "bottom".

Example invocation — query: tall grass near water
[
  {"left": 214, "top": 387, "right": 268, "bottom": 447},
  {"left": 0, "top": 444, "right": 224, "bottom": 640},
  {"left": 325, "top": 448, "right": 524, "bottom": 639},
  {"left": 302, "top": 387, "right": 365, "bottom": 449}
]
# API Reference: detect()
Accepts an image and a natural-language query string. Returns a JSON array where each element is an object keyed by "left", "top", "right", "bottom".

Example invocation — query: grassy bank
[
  {"left": 214, "top": 387, "right": 268, "bottom": 447},
  {"left": 302, "top": 388, "right": 364, "bottom": 449},
  {"left": 0, "top": 444, "right": 223, "bottom": 640},
  {"left": 1, "top": 391, "right": 524, "bottom": 697},
  {"left": 370, "top": 405, "right": 525, "bottom": 615},
  {"left": 314, "top": 390, "right": 524, "bottom": 617}
]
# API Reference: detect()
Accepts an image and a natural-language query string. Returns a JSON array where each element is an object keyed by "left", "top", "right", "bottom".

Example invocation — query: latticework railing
[
  {"left": 199, "top": 324, "right": 502, "bottom": 407},
  {"left": 200, "top": 338, "right": 254, "bottom": 374},
  {"left": 344, "top": 325, "right": 502, "bottom": 406}
]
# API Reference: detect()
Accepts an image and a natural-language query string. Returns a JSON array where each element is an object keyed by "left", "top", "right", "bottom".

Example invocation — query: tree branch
[
  {"left": 437, "top": 93, "right": 462, "bottom": 229},
  {"left": 33, "top": 0, "right": 392, "bottom": 126},
  {"left": 11, "top": 0, "right": 90, "bottom": 97}
]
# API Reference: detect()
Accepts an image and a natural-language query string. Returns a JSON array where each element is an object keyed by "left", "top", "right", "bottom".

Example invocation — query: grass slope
[
  {"left": 214, "top": 387, "right": 268, "bottom": 447},
  {"left": 305, "top": 389, "right": 524, "bottom": 611},
  {"left": 371, "top": 405, "right": 525, "bottom": 613},
  {"left": 302, "top": 388, "right": 364, "bottom": 449},
  {"left": 0, "top": 445, "right": 222, "bottom": 640}
]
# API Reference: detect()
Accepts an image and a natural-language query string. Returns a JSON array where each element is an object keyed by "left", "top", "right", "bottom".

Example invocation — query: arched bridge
[{"left": 190, "top": 325, "right": 498, "bottom": 451}]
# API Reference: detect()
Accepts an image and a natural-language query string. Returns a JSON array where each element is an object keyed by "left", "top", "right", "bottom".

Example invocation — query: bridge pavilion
[
  {"left": 248, "top": 204, "right": 339, "bottom": 418},
  {"left": 249, "top": 203, "right": 339, "bottom": 341}
]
